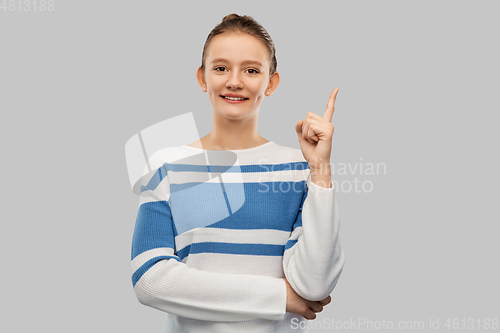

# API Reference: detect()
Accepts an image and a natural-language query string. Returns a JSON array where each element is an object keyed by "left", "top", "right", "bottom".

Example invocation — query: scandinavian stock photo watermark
[
  {"left": 330, "top": 157, "right": 386, "bottom": 194},
  {"left": 290, "top": 316, "right": 499, "bottom": 331},
  {"left": 255, "top": 157, "right": 386, "bottom": 195}
]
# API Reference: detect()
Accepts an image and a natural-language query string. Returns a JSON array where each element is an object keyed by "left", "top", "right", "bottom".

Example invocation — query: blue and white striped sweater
[{"left": 130, "top": 141, "right": 344, "bottom": 332}]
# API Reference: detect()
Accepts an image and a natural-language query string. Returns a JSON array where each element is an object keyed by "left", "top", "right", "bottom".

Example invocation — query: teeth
[{"left": 224, "top": 96, "right": 245, "bottom": 101}]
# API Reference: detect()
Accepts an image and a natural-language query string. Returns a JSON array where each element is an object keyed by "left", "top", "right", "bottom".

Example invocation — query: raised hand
[
  {"left": 283, "top": 277, "right": 332, "bottom": 320},
  {"left": 295, "top": 88, "right": 338, "bottom": 172}
]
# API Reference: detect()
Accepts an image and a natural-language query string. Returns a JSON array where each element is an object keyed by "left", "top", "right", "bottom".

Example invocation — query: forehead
[{"left": 206, "top": 32, "right": 269, "bottom": 66}]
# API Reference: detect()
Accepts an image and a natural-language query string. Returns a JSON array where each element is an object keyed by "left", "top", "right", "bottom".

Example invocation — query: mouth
[
  {"left": 220, "top": 94, "right": 248, "bottom": 101},
  {"left": 220, "top": 94, "right": 249, "bottom": 103}
]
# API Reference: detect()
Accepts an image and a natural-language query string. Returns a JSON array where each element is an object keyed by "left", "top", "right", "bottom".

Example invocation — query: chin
[
  {"left": 217, "top": 106, "right": 254, "bottom": 119},
  {"left": 221, "top": 111, "right": 249, "bottom": 120}
]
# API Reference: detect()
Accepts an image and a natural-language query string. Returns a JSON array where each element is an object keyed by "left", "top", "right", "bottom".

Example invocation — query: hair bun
[{"left": 222, "top": 13, "right": 241, "bottom": 22}]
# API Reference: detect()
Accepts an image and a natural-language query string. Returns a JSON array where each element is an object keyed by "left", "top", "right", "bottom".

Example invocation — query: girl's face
[{"left": 198, "top": 32, "right": 278, "bottom": 120}]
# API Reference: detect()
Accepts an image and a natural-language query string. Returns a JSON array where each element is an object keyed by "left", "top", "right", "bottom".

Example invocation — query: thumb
[{"left": 295, "top": 120, "right": 304, "bottom": 136}]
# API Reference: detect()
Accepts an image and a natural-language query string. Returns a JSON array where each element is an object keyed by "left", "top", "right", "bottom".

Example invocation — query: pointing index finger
[{"left": 323, "top": 88, "right": 339, "bottom": 123}]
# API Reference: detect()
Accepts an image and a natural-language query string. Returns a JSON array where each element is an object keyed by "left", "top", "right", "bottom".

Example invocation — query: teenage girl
[
  {"left": 131, "top": 13, "right": 343, "bottom": 332},
  {"left": 192, "top": 13, "right": 339, "bottom": 316}
]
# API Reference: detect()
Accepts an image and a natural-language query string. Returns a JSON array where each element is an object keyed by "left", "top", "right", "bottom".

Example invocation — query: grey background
[{"left": 1, "top": 0, "right": 498, "bottom": 332}]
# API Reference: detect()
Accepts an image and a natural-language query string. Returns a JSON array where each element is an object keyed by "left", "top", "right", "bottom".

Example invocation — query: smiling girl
[{"left": 131, "top": 13, "right": 345, "bottom": 333}]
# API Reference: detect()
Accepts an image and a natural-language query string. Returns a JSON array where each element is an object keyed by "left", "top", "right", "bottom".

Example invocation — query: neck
[{"left": 203, "top": 109, "right": 268, "bottom": 150}]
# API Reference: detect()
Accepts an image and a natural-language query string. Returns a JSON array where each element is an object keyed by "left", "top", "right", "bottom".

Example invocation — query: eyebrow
[{"left": 210, "top": 58, "right": 263, "bottom": 67}]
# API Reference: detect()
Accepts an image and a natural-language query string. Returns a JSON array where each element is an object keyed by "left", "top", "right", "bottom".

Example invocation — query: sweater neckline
[{"left": 181, "top": 141, "right": 275, "bottom": 152}]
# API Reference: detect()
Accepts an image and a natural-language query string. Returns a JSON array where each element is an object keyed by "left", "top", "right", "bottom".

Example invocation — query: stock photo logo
[
  {"left": 124, "top": 112, "right": 246, "bottom": 235},
  {"left": 330, "top": 157, "right": 387, "bottom": 194}
]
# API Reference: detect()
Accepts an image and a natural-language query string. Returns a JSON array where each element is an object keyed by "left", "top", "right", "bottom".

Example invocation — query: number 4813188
[
  {"left": 1, "top": 0, "right": 55, "bottom": 11},
  {"left": 444, "top": 318, "right": 498, "bottom": 330}
]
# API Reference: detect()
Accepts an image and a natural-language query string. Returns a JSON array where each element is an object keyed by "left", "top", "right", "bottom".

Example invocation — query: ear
[
  {"left": 196, "top": 67, "right": 207, "bottom": 91},
  {"left": 266, "top": 71, "right": 280, "bottom": 95}
]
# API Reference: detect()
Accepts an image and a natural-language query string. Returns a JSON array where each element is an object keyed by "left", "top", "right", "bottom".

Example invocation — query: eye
[
  {"left": 246, "top": 68, "right": 259, "bottom": 74},
  {"left": 214, "top": 66, "right": 227, "bottom": 72}
]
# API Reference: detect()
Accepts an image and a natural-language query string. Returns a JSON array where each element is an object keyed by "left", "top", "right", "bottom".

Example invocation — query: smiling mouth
[{"left": 220, "top": 95, "right": 249, "bottom": 101}]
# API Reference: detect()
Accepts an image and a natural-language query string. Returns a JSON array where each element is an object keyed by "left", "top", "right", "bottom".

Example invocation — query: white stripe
[
  {"left": 182, "top": 252, "right": 286, "bottom": 277},
  {"left": 138, "top": 180, "right": 171, "bottom": 205},
  {"left": 175, "top": 228, "right": 291, "bottom": 251},
  {"left": 147, "top": 143, "right": 305, "bottom": 166},
  {"left": 131, "top": 247, "right": 176, "bottom": 273},
  {"left": 286, "top": 226, "right": 303, "bottom": 241}
]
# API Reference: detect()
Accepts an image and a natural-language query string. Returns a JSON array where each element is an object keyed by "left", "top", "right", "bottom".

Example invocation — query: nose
[{"left": 226, "top": 71, "right": 244, "bottom": 90}]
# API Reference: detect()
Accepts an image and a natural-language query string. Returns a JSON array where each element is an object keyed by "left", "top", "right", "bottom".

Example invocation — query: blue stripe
[
  {"left": 164, "top": 161, "right": 309, "bottom": 174},
  {"left": 292, "top": 209, "right": 303, "bottom": 229},
  {"left": 284, "top": 239, "right": 298, "bottom": 251},
  {"left": 177, "top": 242, "right": 285, "bottom": 260},
  {"left": 140, "top": 164, "right": 168, "bottom": 193},
  {"left": 222, "top": 188, "right": 232, "bottom": 215},
  {"left": 292, "top": 182, "right": 308, "bottom": 230},
  {"left": 177, "top": 244, "right": 191, "bottom": 260},
  {"left": 167, "top": 181, "right": 307, "bottom": 234},
  {"left": 284, "top": 183, "right": 308, "bottom": 252},
  {"left": 142, "top": 161, "right": 310, "bottom": 192},
  {"left": 132, "top": 255, "right": 181, "bottom": 287},
  {"left": 203, "top": 182, "right": 306, "bottom": 231},
  {"left": 131, "top": 200, "right": 178, "bottom": 261}
]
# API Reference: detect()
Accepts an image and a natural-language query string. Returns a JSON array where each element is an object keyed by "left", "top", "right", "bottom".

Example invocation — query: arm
[
  {"left": 282, "top": 171, "right": 345, "bottom": 301},
  {"left": 131, "top": 165, "right": 287, "bottom": 322}
]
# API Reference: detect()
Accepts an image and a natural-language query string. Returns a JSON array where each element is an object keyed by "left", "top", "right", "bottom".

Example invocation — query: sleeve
[
  {"left": 282, "top": 171, "right": 345, "bottom": 301},
  {"left": 131, "top": 163, "right": 287, "bottom": 322}
]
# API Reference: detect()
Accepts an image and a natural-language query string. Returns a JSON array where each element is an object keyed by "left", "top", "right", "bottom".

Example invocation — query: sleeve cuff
[{"left": 306, "top": 172, "right": 335, "bottom": 192}]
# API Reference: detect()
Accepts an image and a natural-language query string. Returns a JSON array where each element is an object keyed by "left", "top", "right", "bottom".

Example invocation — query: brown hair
[{"left": 200, "top": 13, "right": 277, "bottom": 76}]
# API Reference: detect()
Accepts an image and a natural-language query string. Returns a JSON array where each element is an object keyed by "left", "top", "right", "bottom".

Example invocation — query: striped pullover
[{"left": 130, "top": 141, "right": 345, "bottom": 333}]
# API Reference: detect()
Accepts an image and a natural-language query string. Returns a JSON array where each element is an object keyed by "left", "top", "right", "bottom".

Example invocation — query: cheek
[
  {"left": 206, "top": 75, "right": 223, "bottom": 89},
  {"left": 249, "top": 80, "right": 268, "bottom": 96}
]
